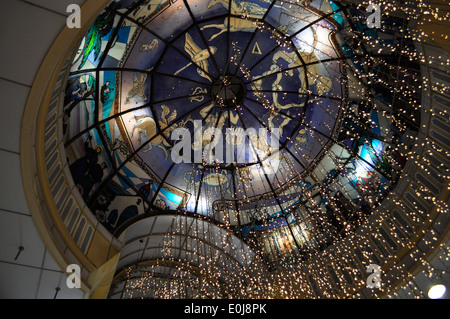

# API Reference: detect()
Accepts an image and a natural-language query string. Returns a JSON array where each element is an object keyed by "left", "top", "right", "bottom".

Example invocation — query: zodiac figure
[
  {"left": 206, "top": 0, "right": 286, "bottom": 17},
  {"left": 130, "top": 105, "right": 189, "bottom": 160},
  {"left": 272, "top": 27, "right": 332, "bottom": 95},
  {"left": 252, "top": 63, "right": 305, "bottom": 110},
  {"left": 201, "top": 18, "right": 261, "bottom": 41},
  {"left": 252, "top": 65, "right": 325, "bottom": 110},
  {"left": 139, "top": 39, "right": 159, "bottom": 52},
  {"left": 270, "top": 69, "right": 305, "bottom": 110},
  {"left": 251, "top": 64, "right": 280, "bottom": 99},
  {"left": 174, "top": 33, "right": 217, "bottom": 82},
  {"left": 189, "top": 87, "right": 208, "bottom": 102},
  {"left": 263, "top": 111, "right": 292, "bottom": 138},
  {"left": 184, "top": 170, "right": 230, "bottom": 188},
  {"left": 125, "top": 73, "right": 148, "bottom": 104}
]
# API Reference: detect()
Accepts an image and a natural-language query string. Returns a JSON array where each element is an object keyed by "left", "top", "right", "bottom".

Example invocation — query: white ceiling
[{"left": 0, "top": 0, "right": 86, "bottom": 299}]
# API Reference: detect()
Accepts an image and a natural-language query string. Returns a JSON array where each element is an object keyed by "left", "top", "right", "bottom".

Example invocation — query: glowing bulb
[{"left": 428, "top": 284, "right": 446, "bottom": 299}]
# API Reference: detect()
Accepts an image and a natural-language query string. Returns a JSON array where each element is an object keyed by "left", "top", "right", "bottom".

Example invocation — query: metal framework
[{"left": 63, "top": 0, "right": 422, "bottom": 268}]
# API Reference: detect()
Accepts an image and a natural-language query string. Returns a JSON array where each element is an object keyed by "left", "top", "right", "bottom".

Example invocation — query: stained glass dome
[{"left": 63, "top": 0, "right": 420, "bottom": 266}]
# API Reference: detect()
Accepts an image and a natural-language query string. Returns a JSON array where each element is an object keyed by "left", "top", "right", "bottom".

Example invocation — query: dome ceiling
[{"left": 63, "top": 0, "right": 419, "bottom": 261}]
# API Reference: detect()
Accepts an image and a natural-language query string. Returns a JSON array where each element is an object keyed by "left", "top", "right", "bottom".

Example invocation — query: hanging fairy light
[{"left": 60, "top": 0, "right": 450, "bottom": 299}]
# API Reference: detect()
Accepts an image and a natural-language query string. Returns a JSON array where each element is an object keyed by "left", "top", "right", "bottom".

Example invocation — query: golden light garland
[{"left": 70, "top": 0, "right": 450, "bottom": 299}]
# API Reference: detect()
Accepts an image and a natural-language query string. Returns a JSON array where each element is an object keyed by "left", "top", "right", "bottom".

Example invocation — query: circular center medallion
[{"left": 211, "top": 75, "right": 246, "bottom": 109}]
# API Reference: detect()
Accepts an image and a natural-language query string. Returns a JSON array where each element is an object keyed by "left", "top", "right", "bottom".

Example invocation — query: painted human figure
[
  {"left": 69, "top": 136, "right": 104, "bottom": 198},
  {"left": 76, "top": 162, "right": 107, "bottom": 200},
  {"left": 64, "top": 75, "right": 96, "bottom": 116},
  {"left": 70, "top": 137, "right": 100, "bottom": 176},
  {"left": 100, "top": 81, "right": 113, "bottom": 103}
]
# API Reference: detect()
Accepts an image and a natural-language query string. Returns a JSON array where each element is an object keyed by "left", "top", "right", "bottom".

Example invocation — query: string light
[{"left": 61, "top": 0, "right": 450, "bottom": 299}]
